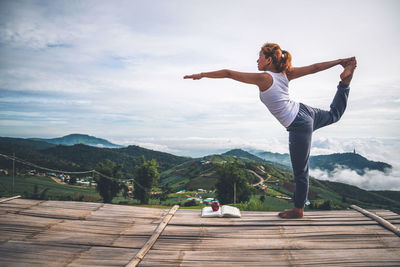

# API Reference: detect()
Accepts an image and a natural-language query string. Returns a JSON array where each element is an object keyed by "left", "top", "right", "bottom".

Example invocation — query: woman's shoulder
[{"left": 258, "top": 72, "right": 274, "bottom": 92}]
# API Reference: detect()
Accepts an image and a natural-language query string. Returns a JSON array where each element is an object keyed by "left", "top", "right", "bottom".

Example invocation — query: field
[
  {"left": 2, "top": 174, "right": 399, "bottom": 214},
  {"left": 0, "top": 175, "right": 295, "bottom": 211},
  {"left": 0, "top": 175, "right": 101, "bottom": 201}
]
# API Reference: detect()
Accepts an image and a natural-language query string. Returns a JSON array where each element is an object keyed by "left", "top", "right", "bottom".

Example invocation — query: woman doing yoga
[{"left": 184, "top": 42, "right": 357, "bottom": 219}]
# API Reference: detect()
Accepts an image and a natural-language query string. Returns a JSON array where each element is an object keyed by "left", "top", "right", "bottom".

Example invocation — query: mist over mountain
[
  {"left": 248, "top": 149, "right": 391, "bottom": 175},
  {"left": 30, "top": 134, "right": 123, "bottom": 149},
  {"left": 309, "top": 153, "right": 391, "bottom": 175}
]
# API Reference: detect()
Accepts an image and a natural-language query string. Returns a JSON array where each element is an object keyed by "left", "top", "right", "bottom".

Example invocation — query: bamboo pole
[
  {"left": 0, "top": 195, "right": 21, "bottom": 203},
  {"left": 350, "top": 205, "right": 400, "bottom": 237},
  {"left": 12, "top": 153, "right": 15, "bottom": 194},
  {"left": 126, "top": 205, "right": 180, "bottom": 267}
]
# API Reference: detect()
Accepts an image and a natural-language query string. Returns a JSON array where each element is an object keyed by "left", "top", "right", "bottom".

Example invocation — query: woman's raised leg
[{"left": 313, "top": 59, "right": 356, "bottom": 131}]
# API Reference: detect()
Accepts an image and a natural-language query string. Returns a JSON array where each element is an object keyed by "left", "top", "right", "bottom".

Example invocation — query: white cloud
[
  {"left": 310, "top": 167, "right": 400, "bottom": 191},
  {"left": 114, "top": 136, "right": 289, "bottom": 158},
  {"left": 309, "top": 137, "right": 400, "bottom": 190},
  {"left": 310, "top": 137, "right": 400, "bottom": 163}
]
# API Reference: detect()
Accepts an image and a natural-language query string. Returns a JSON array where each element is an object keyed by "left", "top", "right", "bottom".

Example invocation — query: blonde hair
[{"left": 261, "top": 43, "right": 292, "bottom": 73}]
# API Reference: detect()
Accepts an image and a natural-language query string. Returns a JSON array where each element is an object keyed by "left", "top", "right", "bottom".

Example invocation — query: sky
[{"left": 0, "top": 0, "right": 399, "bottom": 190}]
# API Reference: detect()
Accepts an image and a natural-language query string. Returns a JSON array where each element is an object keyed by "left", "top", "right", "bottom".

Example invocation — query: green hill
[
  {"left": 160, "top": 159, "right": 218, "bottom": 190},
  {"left": 0, "top": 138, "right": 84, "bottom": 172},
  {"left": 309, "top": 153, "right": 392, "bottom": 175},
  {"left": 0, "top": 137, "right": 56, "bottom": 150},
  {"left": 160, "top": 153, "right": 290, "bottom": 191},
  {"left": 159, "top": 152, "right": 400, "bottom": 214},
  {"left": 117, "top": 145, "right": 190, "bottom": 171},
  {"left": 43, "top": 144, "right": 134, "bottom": 171},
  {"left": 0, "top": 137, "right": 190, "bottom": 175},
  {"left": 252, "top": 150, "right": 292, "bottom": 166},
  {"left": 222, "top": 149, "right": 266, "bottom": 162},
  {"left": 371, "top": 190, "right": 400, "bottom": 203}
]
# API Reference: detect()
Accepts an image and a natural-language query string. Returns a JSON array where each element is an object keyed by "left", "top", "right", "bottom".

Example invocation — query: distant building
[
  {"left": 276, "top": 195, "right": 292, "bottom": 200},
  {"left": 27, "top": 170, "right": 37, "bottom": 176}
]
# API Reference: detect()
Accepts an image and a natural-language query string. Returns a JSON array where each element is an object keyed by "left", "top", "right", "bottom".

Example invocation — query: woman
[{"left": 184, "top": 42, "right": 356, "bottom": 219}]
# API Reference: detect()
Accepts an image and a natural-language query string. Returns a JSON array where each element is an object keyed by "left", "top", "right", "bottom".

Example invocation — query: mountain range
[
  {"left": 30, "top": 134, "right": 123, "bottom": 148},
  {"left": 0, "top": 134, "right": 398, "bottom": 213},
  {"left": 0, "top": 134, "right": 392, "bottom": 175},
  {"left": 248, "top": 149, "right": 391, "bottom": 175}
]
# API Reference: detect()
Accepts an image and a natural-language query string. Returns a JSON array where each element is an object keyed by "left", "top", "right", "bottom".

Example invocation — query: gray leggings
[{"left": 286, "top": 82, "right": 350, "bottom": 208}]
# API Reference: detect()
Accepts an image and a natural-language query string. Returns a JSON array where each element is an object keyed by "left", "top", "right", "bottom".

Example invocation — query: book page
[
  {"left": 221, "top": 205, "right": 241, "bottom": 218},
  {"left": 201, "top": 206, "right": 222, "bottom": 218}
]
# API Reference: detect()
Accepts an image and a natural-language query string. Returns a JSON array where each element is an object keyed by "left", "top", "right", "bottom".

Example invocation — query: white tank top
[{"left": 259, "top": 71, "right": 299, "bottom": 128}]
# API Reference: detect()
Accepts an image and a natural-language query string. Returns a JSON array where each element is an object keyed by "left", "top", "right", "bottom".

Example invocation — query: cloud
[
  {"left": 310, "top": 137, "right": 400, "bottom": 163},
  {"left": 310, "top": 166, "right": 400, "bottom": 191},
  {"left": 309, "top": 137, "right": 400, "bottom": 191},
  {"left": 115, "top": 136, "right": 289, "bottom": 158}
]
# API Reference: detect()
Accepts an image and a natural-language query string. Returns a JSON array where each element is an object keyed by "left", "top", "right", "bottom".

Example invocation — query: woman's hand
[{"left": 184, "top": 73, "right": 202, "bottom": 80}]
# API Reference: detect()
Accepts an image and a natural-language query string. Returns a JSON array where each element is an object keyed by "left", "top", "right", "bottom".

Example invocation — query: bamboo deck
[{"left": 0, "top": 198, "right": 399, "bottom": 266}]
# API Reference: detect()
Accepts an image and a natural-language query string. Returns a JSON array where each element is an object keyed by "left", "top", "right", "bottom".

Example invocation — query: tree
[
  {"left": 134, "top": 156, "right": 160, "bottom": 204},
  {"left": 215, "top": 158, "right": 251, "bottom": 204},
  {"left": 160, "top": 183, "right": 172, "bottom": 201},
  {"left": 95, "top": 160, "right": 123, "bottom": 203}
]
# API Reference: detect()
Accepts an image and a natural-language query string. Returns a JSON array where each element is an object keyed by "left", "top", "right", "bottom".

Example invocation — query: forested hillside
[{"left": 0, "top": 137, "right": 190, "bottom": 175}]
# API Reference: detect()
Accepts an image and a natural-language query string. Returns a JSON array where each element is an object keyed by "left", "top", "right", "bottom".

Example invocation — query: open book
[{"left": 201, "top": 205, "right": 241, "bottom": 218}]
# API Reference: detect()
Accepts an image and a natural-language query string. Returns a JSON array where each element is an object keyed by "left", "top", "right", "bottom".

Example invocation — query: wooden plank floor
[
  {"left": 1, "top": 198, "right": 399, "bottom": 266},
  {"left": 142, "top": 209, "right": 400, "bottom": 266},
  {"left": 0, "top": 198, "right": 166, "bottom": 266}
]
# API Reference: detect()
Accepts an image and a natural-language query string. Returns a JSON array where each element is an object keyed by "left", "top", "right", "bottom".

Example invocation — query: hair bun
[{"left": 262, "top": 43, "right": 292, "bottom": 72}]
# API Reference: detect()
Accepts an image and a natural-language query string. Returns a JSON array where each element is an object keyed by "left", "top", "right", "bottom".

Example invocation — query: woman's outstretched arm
[
  {"left": 287, "top": 57, "right": 355, "bottom": 81},
  {"left": 184, "top": 69, "right": 272, "bottom": 91}
]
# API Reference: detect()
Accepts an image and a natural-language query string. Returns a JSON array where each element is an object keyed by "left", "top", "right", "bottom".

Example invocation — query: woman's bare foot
[
  {"left": 340, "top": 58, "right": 357, "bottom": 85},
  {"left": 278, "top": 207, "right": 304, "bottom": 219},
  {"left": 340, "top": 56, "right": 355, "bottom": 68}
]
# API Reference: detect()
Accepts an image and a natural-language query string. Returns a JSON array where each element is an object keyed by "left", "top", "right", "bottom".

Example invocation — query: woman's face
[{"left": 257, "top": 50, "right": 270, "bottom": 71}]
